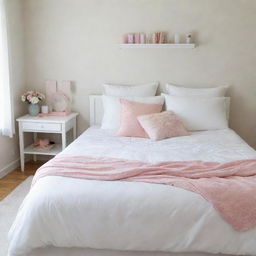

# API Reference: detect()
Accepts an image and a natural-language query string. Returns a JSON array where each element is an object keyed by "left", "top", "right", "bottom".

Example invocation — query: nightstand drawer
[{"left": 22, "top": 122, "right": 61, "bottom": 132}]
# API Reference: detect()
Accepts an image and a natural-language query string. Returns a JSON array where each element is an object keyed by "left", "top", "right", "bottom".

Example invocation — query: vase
[{"left": 28, "top": 104, "right": 40, "bottom": 116}]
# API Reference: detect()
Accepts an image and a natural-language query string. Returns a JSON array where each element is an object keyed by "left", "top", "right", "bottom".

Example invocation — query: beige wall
[
  {"left": 23, "top": 0, "right": 256, "bottom": 147},
  {"left": 0, "top": 0, "right": 26, "bottom": 172}
]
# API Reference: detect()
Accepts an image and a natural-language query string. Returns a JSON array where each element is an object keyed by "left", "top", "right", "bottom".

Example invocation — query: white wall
[
  {"left": 0, "top": 0, "right": 26, "bottom": 174},
  {"left": 23, "top": 0, "right": 256, "bottom": 147}
]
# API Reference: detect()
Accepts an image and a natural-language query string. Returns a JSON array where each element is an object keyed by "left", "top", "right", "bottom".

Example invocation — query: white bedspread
[{"left": 8, "top": 127, "right": 256, "bottom": 256}]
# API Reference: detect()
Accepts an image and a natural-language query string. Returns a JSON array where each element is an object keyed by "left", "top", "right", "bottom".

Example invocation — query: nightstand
[{"left": 17, "top": 113, "right": 78, "bottom": 171}]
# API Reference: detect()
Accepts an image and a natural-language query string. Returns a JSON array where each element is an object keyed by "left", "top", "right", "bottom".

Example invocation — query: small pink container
[
  {"left": 134, "top": 33, "right": 140, "bottom": 44},
  {"left": 123, "top": 34, "right": 128, "bottom": 44},
  {"left": 127, "top": 34, "right": 134, "bottom": 44},
  {"left": 140, "top": 33, "right": 145, "bottom": 44}
]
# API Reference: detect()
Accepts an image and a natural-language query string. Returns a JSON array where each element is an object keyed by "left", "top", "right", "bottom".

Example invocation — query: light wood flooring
[{"left": 0, "top": 161, "right": 44, "bottom": 200}]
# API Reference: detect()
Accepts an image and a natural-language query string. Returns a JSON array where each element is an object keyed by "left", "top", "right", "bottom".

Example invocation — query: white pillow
[
  {"left": 101, "top": 95, "right": 164, "bottom": 130},
  {"left": 163, "top": 94, "right": 229, "bottom": 131},
  {"left": 103, "top": 82, "right": 158, "bottom": 97},
  {"left": 166, "top": 84, "right": 228, "bottom": 97}
]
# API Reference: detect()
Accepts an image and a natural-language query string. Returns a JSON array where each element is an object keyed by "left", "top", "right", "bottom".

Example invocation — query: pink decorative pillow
[
  {"left": 137, "top": 111, "right": 189, "bottom": 141},
  {"left": 117, "top": 99, "right": 163, "bottom": 138}
]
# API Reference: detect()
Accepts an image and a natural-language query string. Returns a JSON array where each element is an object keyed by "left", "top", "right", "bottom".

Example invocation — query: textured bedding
[
  {"left": 32, "top": 155, "right": 256, "bottom": 231},
  {"left": 8, "top": 127, "right": 256, "bottom": 256}
]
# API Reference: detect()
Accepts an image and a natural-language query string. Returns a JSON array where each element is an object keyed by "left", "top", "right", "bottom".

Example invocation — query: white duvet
[{"left": 8, "top": 127, "right": 256, "bottom": 256}]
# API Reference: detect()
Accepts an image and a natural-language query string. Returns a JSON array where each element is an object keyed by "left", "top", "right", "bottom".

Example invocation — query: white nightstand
[{"left": 17, "top": 113, "right": 78, "bottom": 171}]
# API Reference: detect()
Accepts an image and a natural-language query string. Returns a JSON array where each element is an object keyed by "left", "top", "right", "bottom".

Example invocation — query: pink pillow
[
  {"left": 117, "top": 99, "right": 163, "bottom": 138},
  {"left": 137, "top": 111, "right": 189, "bottom": 141}
]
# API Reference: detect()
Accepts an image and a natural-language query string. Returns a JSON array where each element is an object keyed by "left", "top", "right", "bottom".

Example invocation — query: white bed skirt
[{"left": 28, "top": 247, "right": 232, "bottom": 256}]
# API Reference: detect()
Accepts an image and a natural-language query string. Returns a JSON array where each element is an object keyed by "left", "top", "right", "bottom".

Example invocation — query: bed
[{"left": 8, "top": 96, "right": 256, "bottom": 256}]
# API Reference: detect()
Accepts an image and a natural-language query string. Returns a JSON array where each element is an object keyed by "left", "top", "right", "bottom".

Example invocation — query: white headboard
[{"left": 89, "top": 95, "right": 103, "bottom": 126}]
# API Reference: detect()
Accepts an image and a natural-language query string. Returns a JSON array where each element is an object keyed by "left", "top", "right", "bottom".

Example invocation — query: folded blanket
[{"left": 32, "top": 155, "right": 256, "bottom": 232}]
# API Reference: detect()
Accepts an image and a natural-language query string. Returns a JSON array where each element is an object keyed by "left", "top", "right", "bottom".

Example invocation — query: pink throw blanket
[{"left": 32, "top": 155, "right": 256, "bottom": 232}]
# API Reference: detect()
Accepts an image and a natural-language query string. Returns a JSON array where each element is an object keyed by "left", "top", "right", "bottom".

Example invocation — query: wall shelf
[{"left": 119, "top": 43, "right": 195, "bottom": 49}]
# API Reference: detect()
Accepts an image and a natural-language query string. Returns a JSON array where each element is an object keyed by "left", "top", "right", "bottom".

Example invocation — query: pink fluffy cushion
[
  {"left": 117, "top": 99, "right": 163, "bottom": 138},
  {"left": 137, "top": 111, "right": 189, "bottom": 141}
]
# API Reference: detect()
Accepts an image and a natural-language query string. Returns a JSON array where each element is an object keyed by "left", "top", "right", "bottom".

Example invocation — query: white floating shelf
[
  {"left": 119, "top": 43, "right": 195, "bottom": 49},
  {"left": 24, "top": 144, "right": 62, "bottom": 156}
]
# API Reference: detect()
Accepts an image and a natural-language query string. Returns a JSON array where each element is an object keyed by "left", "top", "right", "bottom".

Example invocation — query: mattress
[{"left": 8, "top": 127, "right": 256, "bottom": 256}]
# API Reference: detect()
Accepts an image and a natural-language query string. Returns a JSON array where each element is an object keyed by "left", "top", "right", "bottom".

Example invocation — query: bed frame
[
  {"left": 29, "top": 247, "right": 230, "bottom": 256},
  {"left": 24, "top": 96, "right": 234, "bottom": 256},
  {"left": 38, "top": 95, "right": 230, "bottom": 256},
  {"left": 89, "top": 95, "right": 103, "bottom": 126}
]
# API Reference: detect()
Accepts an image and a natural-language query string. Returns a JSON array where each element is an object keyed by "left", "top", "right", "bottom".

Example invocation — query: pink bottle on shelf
[
  {"left": 139, "top": 33, "right": 145, "bottom": 44},
  {"left": 134, "top": 33, "right": 140, "bottom": 44},
  {"left": 123, "top": 34, "right": 128, "bottom": 44},
  {"left": 127, "top": 33, "right": 134, "bottom": 44}
]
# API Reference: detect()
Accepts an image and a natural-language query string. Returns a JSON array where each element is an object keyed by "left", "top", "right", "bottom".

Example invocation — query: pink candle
[
  {"left": 134, "top": 33, "right": 140, "bottom": 44},
  {"left": 127, "top": 34, "right": 134, "bottom": 44},
  {"left": 123, "top": 34, "right": 128, "bottom": 44},
  {"left": 140, "top": 33, "right": 145, "bottom": 44}
]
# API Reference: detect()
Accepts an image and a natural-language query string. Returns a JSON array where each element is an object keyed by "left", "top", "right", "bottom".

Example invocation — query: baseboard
[
  {"left": 0, "top": 158, "right": 20, "bottom": 179},
  {"left": 0, "top": 156, "right": 47, "bottom": 179}
]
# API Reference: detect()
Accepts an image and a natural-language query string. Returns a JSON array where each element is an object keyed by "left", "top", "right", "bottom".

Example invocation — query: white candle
[
  {"left": 41, "top": 105, "right": 49, "bottom": 114},
  {"left": 174, "top": 34, "right": 180, "bottom": 44}
]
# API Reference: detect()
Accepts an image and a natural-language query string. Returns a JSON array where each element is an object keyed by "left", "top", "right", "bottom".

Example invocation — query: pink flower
[{"left": 21, "top": 90, "right": 45, "bottom": 104}]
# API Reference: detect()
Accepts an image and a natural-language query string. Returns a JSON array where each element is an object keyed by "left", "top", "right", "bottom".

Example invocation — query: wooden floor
[{"left": 0, "top": 161, "right": 44, "bottom": 200}]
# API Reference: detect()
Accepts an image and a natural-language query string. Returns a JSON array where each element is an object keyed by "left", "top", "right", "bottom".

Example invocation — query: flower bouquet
[{"left": 21, "top": 91, "right": 45, "bottom": 116}]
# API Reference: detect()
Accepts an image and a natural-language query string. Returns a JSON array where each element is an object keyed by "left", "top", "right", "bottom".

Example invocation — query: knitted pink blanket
[{"left": 32, "top": 155, "right": 256, "bottom": 231}]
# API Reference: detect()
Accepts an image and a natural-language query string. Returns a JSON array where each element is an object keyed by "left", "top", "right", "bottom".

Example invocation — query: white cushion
[
  {"left": 101, "top": 95, "right": 164, "bottom": 130},
  {"left": 163, "top": 94, "right": 229, "bottom": 131},
  {"left": 166, "top": 84, "right": 228, "bottom": 97},
  {"left": 103, "top": 82, "right": 158, "bottom": 97}
]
